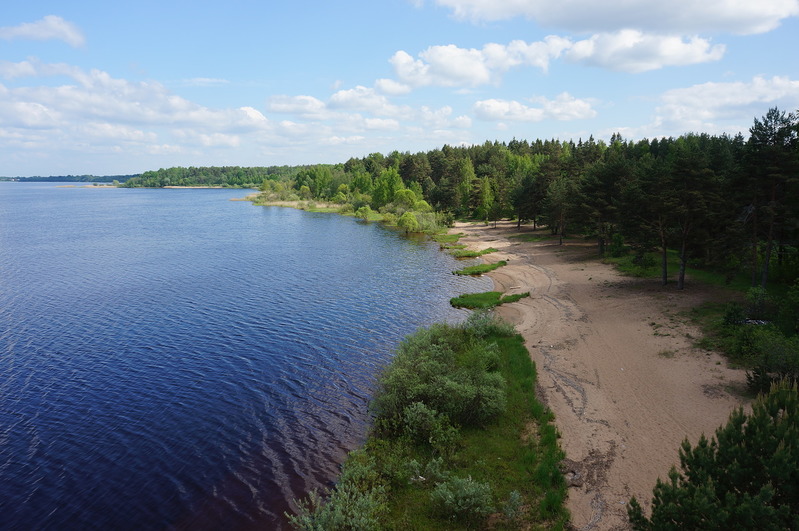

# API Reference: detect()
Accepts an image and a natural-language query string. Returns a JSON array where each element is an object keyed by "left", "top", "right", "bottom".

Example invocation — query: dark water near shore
[{"left": 0, "top": 183, "right": 490, "bottom": 530}]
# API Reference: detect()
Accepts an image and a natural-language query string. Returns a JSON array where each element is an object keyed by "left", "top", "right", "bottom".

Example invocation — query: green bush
[
  {"left": 430, "top": 475, "right": 494, "bottom": 524},
  {"left": 628, "top": 381, "right": 799, "bottom": 530},
  {"left": 371, "top": 314, "right": 508, "bottom": 434},
  {"left": 401, "top": 402, "right": 459, "bottom": 455},
  {"left": 288, "top": 450, "right": 386, "bottom": 530},
  {"left": 745, "top": 329, "right": 799, "bottom": 393},
  {"left": 408, "top": 456, "right": 450, "bottom": 485}
]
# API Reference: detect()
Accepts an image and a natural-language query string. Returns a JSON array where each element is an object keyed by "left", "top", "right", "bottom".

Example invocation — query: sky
[{"left": 2, "top": 0, "right": 799, "bottom": 176}]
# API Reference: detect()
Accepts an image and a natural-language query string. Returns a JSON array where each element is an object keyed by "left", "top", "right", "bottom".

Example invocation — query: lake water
[{"left": 0, "top": 183, "right": 490, "bottom": 530}]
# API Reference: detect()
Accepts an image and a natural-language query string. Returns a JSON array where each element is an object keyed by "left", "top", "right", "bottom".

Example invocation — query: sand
[{"left": 450, "top": 221, "right": 747, "bottom": 530}]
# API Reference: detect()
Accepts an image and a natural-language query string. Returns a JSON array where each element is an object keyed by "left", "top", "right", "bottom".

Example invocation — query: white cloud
[
  {"left": 0, "top": 62, "right": 271, "bottom": 131},
  {"left": 388, "top": 31, "right": 719, "bottom": 87},
  {"left": 267, "top": 95, "right": 326, "bottom": 115},
  {"left": 77, "top": 122, "right": 157, "bottom": 142},
  {"left": 328, "top": 85, "right": 408, "bottom": 116},
  {"left": 389, "top": 39, "right": 570, "bottom": 87},
  {"left": 324, "top": 135, "right": 367, "bottom": 145},
  {"left": 364, "top": 117, "right": 401, "bottom": 130},
  {"left": 654, "top": 75, "right": 799, "bottom": 132},
  {"left": 0, "top": 15, "right": 85, "bottom": 47},
  {"left": 434, "top": 0, "right": 799, "bottom": 35},
  {"left": 565, "top": 30, "right": 726, "bottom": 72},
  {"left": 375, "top": 78, "right": 412, "bottom": 95},
  {"left": 474, "top": 92, "right": 597, "bottom": 122}
]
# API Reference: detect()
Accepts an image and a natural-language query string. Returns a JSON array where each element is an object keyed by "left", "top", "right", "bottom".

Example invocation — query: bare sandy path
[{"left": 451, "top": 221, "right": 747, "bottom": 530}]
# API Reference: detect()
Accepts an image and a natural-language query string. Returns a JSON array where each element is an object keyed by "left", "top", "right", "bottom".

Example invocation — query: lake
[{"left": 0, "top": 183, "right": 490, "bottom": 529}]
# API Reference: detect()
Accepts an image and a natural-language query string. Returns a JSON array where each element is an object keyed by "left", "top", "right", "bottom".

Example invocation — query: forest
[
  {"left": 125, "top": 107, "right": 799, "bottom": 391},
  {"left": 126, "top": 107, "right": 798, "bottom": 289}
]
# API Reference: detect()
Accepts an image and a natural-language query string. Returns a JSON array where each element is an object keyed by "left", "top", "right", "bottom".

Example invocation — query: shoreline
[{"left": 450, "top": 220, "right": 747, "bottom": 530}]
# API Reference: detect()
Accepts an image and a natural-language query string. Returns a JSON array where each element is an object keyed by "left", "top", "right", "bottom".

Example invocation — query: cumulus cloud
[
  {"left": 267, "top": 95, "right": 326, "bottom": 115},
  {"left": 565, "top": 30, "right": 726, "bottom": 72},
  {"left": 433, "top": 0, "right": 799, "bottom": 35},
  {"left": 389, "top": 31, "right": 723, "bottom": 87},
  {"left": 0, "top": 15, "right": 85, "bottom": 47},
  {"left": 390, "top": 37, "right": 570, "bottom": 87},
  {"left": 0, "top": 60, "right": 273, "bottom": 160},
  {"left": 0, "top": 62, "right": 270, "bottom": 131},
  {"left": 473, "top": 92, "right": 597, "bottom": 122},
  {"left": 375, "top": 78, "right": 412, "bottom": 96},
  {"left": 654, "top": 75, "right": 799, "bottom": 131},
  {"left": 328, "top": 85, "right": 410, "bottom": 117}
]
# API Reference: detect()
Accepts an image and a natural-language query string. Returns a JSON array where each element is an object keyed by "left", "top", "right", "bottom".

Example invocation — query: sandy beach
[{"left": 451, "top": 221, "right": 747, "bottom": 530}]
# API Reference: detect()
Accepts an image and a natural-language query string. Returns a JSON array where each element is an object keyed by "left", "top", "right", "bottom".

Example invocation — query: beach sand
[{"left": 450, "top": 221, "right": 747, "bottom": 530}]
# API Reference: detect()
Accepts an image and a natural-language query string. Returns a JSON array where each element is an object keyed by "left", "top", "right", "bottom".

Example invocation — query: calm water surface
[{"left": 0, "top": 183, "right": 490, "bottom": 529}]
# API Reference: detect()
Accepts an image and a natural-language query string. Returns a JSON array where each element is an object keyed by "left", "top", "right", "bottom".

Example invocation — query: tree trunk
[
  {"left": 677, "top": 239, "right": 687, "bottom": 290},
  {"left": 751, "top": 201, "right": 759, "bottom": 287}
]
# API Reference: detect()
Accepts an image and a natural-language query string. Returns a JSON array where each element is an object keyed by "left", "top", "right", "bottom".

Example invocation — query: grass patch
[
  {"left": 431, "top": 233, "right": 463, "bottom": 244},
  {"left": 454, "top": 261, "right": 507, "bottom": 276},
  {"left": 604, "top": 249, "right": 753, "bottom": 290},
  {"left": 440, "top": 243, "right": 467, "bottom": 250},
  {"left": 287, "top": 312, "right": 569, "bottom": 530},
  {"left": 450, "top": 291, "right": 530, "bottom": 309},
  {"left": 450, "top": 247, "right": 498, "bottom": 258}
]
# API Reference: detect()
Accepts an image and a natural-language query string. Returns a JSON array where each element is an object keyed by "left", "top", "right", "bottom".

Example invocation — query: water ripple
[{"left": 0, "top": 184, "right": 491, "bottom": 529}]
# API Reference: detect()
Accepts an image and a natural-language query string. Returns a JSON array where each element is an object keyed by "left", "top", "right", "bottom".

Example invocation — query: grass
[
  {"left": 603, "top": 249, "right": 753, "bottom": 291},
  {"left": 431, "top": 233, "right": 463, "bottom": 244},
  {"left": 440, "top": 243, "right": 467, "bottom": 250},
  {"left": 288, "top": 314, "right": 569, "bottom": 530},
  {"left": 374, "top": 330, "right": 567, "bottom": 529},
  {"left": 450, "top": 291, "right": 530, "bottom": 309},
  {"left": 450, "top": 247, "right": 498, "bottom": 258},
  {"left": 454, "top": 261, "right": 507, "bottom": 276}
]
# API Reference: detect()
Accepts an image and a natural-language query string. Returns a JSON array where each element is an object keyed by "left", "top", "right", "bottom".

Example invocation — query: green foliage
[
  {"left": 355, "top": 205, "right": 373, "bottom": 221},
  {"left": 430, "top": 475, "right": 494, "bottom": 525},
  {"left": 453, "top": 260, "right": 507, "bottom": 276},
  {"left": 124, "top": 165, "right": 297, "bottom": 188},
  {"left": 397, "top": 211, "right": 420, "bottom": 233},
  {"left": 289, "top": 312, "right": 568, "bottom": 529},
  {"left": 371, "top": 319, "right": 507, "bottom": 433},
  {"left": 449, "top": 247, "right": 497, "bottom": 258},
  {"left": 402, "top": 402, "right": 460, "bottom": 456},
  {"left": 288, "top": 450, "right": 387, "bottom": 531},
  {"left": 628, "top": 381, "right": 799, "bottom": 530},
  {"left": 744, "top": 328, "right": 799, "bottom": 393},
  {"left": 450, "top": 291, "right": 530, "bottom": 309}
]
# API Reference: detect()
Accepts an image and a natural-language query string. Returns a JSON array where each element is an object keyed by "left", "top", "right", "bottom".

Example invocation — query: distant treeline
[
  {"left": 1, "top": 174, "right": 138, "bottom": 183},
  {"left": 131, "top": 106, "right": 798, "bottom": 291},
  {"left": 122, "top": 165, "right": 304, "bottom": 188}
]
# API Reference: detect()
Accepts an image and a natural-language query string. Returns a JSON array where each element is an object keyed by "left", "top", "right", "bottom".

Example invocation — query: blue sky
[{"left": 2, "top": 0, "right": 798, "bottom": 176}]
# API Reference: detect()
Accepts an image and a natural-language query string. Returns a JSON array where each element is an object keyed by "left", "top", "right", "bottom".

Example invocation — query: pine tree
[{"left": 629, "top": 381, "right": 799, "bottom": 529}]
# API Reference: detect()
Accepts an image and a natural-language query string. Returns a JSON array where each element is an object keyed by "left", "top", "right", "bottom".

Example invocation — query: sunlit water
[{"left": 0, "top": 183, "right": 490, "bottom": 529}]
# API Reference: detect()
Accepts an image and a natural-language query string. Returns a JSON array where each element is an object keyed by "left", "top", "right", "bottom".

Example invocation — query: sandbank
[{"left": 451, "top": 220, "right": 746, "bottom": 530}]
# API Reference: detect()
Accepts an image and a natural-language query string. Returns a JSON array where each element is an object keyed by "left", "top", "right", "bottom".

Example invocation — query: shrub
[
  {"left": 430, "top": 476, "right": 494, "bottom": 525},
  {"left": 288, "top": 450, "right": 386, "bottom": 530},
  {"left": 355, "top": 205, "right": 372, "bottom": 221},
  {"left": 371, "top": 314, "right": 509, "bottom": 436},
  {"left": 401, "top": 402, "right": 459, "bottom": 455},
  {"left": 408, "top": 457, "right": 450, "bottom": 485},
  {"left": 745, "top": 329, "right": 799, "bottom": 393},
  {"left": 628, "top": 380, "right": 799, "bottom": 530}
]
